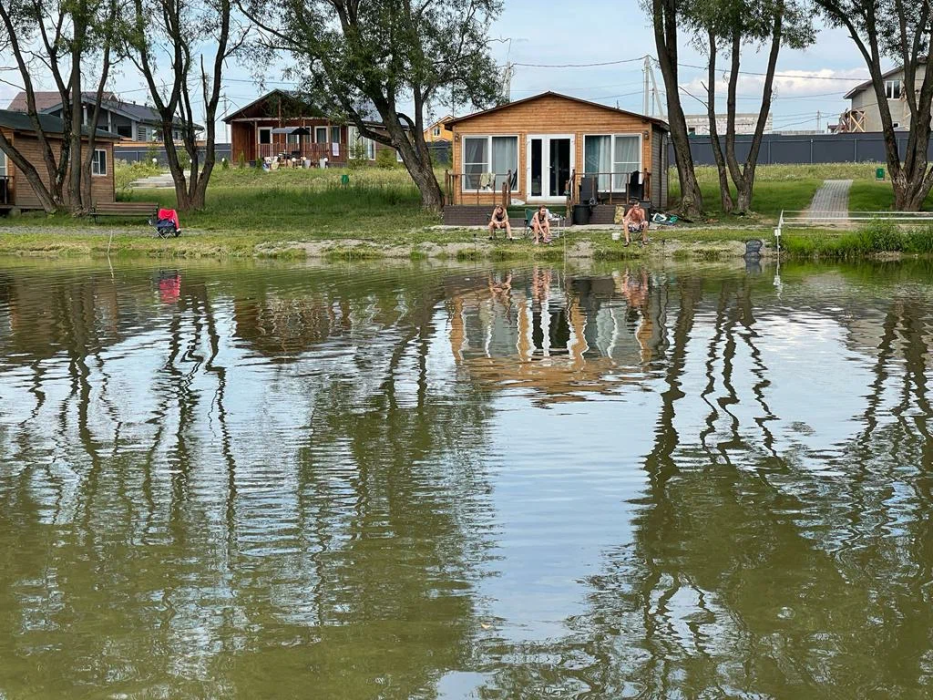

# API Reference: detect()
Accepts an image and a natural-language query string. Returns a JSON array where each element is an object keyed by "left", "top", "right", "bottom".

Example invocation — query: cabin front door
[{"left": 527, "top": 135, "right": 574, "bottom": 201}]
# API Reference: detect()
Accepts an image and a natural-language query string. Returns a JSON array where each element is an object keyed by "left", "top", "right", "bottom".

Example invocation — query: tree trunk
[
  {"left": 705, "top": 31, "right": 733, "bottom": 214},
  {"left": 69, "top": 21, "right": 85, "bottom": 213},
  {"left": 652, "top": 0, "right": 703, "bottom": 218}
]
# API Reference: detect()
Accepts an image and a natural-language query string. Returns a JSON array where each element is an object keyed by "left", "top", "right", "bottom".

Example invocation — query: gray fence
[
  {"left": 676, "top": 132, "right": 933, "bottom": 167},
  {"left": 114, "top": 143, "right": 232, "bottom": 166}
]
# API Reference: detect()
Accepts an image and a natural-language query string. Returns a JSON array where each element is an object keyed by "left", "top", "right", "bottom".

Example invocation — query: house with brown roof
[
  {"left": 442, "top": 92, "right": 669, "bottom": 224},
  {"left": 224, "top": 90, "right": 403, "bottom": 166},
  {"left": 423, "top": 115, "right": 453, "bottom": 143},
  {"left": 0, "top": 108, "right": 119, "bottom": 210}
]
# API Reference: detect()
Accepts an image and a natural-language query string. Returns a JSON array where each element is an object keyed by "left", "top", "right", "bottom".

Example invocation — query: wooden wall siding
[
  {"left": 231, "top": 122, "right": 254, "bottom": 162},
  {"left": 651, "top": 126, "right": 663, "bottom": 208},
  {"left": 451, "top": 94, "right": 659, "bottom": 201},
  {"left": 229, "top": 119, "right": 405, "bottom": 164},
  {"left": 658, "top": 130, "right": 669, "bottom": 210},
  {"left": 3, "top": 130, "right": 114, "bottom": 208}
]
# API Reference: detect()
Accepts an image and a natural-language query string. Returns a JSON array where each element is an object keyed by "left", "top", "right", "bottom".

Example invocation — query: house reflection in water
[{"left": 448, "top": 267, "right": 667, "bottom": 403}]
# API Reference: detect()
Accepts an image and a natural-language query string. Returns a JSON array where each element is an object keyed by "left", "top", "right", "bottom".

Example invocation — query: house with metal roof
[
  {"left": 837, "top": 63, "right": 926, "bottom": 133},
  {"left": 0, "top": 109, "right": 120, "bottom": 210},
  {"left": 6, "top": 91, "right": 202, "bottom": 142}
]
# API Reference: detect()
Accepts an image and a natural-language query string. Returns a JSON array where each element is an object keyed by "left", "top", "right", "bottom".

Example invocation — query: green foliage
[
  {"left": 783, "top": 221, "right": 933, "bottom": 257},
  {"left": 347, "top": 140, "right": 371, "bottom": 169},
  {"left": 221, "top": 157, "right": 229, "bottom": 170},
  {"left": 238, "top": 151, "right": 246, "bottom": 168},
  {"left": 145, "top": 141, "right": 160, "bottom": 165},
  {"left": 176, "top": 148, "right": 191, "bottom": 171},
  {"left": 114, "top": 159, "right": 164, "bottom": 197},
  {"left": 375, "top": 147, "right": 400, "bottom": 169}
]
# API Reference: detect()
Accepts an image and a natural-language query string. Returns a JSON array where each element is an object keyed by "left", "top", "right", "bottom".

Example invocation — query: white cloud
[{"left": 681, "top": 67, "right": 869, "bottom": 105}]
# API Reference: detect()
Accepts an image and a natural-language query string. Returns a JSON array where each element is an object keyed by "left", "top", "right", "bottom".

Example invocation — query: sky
[{"left": 0, "top": 0, "right": 877, "bottom": 137}]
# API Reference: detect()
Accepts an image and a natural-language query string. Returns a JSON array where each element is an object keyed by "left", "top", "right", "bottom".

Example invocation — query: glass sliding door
[
  {"left": 613, "top": 135, "right": 641, "bottom": 191},
  {"left": 528, "top": 135, "right": 575, "bottom": 200},
  {"left": 584, "top": 135, "right": 611, "bottom": 191}
]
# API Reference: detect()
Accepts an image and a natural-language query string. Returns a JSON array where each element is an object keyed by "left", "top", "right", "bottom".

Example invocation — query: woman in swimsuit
[
  {"left": 531, "top": 205, "right": 551, "bottom": 244},
  {"left": 488, "top": 205, "right": 513, "bottom": 240}
]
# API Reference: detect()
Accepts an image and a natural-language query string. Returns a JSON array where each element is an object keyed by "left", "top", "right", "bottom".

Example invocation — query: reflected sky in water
[{"left": 0, "top": 259, "right": 932, "bottom": 698}]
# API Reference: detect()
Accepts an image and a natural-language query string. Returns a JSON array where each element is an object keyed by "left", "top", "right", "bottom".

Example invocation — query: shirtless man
[
  {"left": 488, "top": 205, "right": 513, "bottom": 240},
  {"left": 623, "top": 200, "right": 649, "bottom": 247},
  {"left": 531, "top": 205, "right": 551, "bottom": 245}
]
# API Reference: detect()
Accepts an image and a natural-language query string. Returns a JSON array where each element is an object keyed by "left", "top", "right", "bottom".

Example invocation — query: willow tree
[
  {"left": 648, "top": 0, "right": 704, "bottom": 217},
  {"left": 817, "top": 0, "right": 933, "bottom": 210},
  {"left": 693, "top": 0, "right": 813, "bottom": 213},
  {"left": 0, "top": 0, "right": 119, "bottom": 212},
  {"left": 127, "top": 0, "right": 241, "bottom": 211},
  {"left": 241, "top": 0, "right": 504, "bottom": 212}
]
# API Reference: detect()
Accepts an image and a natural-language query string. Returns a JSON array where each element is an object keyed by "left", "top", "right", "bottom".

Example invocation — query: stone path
[{"left": 806, "top": 179, "right": 852, "bottom": 217}]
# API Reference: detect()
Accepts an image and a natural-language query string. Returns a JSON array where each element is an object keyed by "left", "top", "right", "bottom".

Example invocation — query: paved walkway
[{"left": 806, "top": 179, "right": 852, "bottom": 216}]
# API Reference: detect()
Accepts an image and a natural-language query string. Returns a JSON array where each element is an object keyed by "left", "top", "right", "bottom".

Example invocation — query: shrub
[
  {"left": 375, "top": 147, "right": 400, "bottom": 169},
  {"left": 145, "top": 141, "right": 160, "bottom": 165},
  {"left": 221, "top": 157, "right": 229, "bottom": 170},
  {"left": 176, "top": 148, "right": 191, "bottom": 171},
  {"left": 347, "top": 140, "right": 371, "bottom": 169},
  {"left": 237, "top": 151, "right": 246, "bottom": 169}
]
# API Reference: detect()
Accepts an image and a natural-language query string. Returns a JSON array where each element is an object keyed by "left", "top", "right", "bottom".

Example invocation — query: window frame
[
  {"left": 432, "top": 126, "right": 441, "bottom": 137},
  {"left": 0, "top": 149, "right": 6, "bottom": 178},
  {"left": 330, "top": 126, "right": 341, "bottom": 143},
  {"left": 315, "top": 126, "right": 328, "bottom": 144},
  {"left": 258, "top": 127, "right": 272, "bottom": 145},
  {"left": 582, "top": 132, "right": 643, "bottom": 192},
  {"left": 461, "top": 134, "right": 519, "bottom": 193},
  {"left": 885, "top": 79, "right": 902, "bottom": 100},
  {"left": 91, "top": 148, "right": 108, "bottom": 177}
]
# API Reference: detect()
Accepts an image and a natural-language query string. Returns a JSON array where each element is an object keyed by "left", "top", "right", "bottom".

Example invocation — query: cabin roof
[
  {"left": 0, "top": 109, "right": 121, "bottom": 140},
  {"left": 446, "top": 92, "right": 669, "bottom": 130}
]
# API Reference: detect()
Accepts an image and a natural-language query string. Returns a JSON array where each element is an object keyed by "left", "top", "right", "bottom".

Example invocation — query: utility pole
[
  {"left": 502, "top": 62, "right": 514, "bottom": 103},
  {"left": 816, "top": 110, "right": 821, "bottom": 133},
  {"left": 643, "top": 55, "right": 651, "bottom": 115}
]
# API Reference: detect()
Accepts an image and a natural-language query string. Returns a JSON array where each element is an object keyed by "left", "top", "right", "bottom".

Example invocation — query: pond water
[{"left": 1, "top": 258, "right": 932, "bottom": 698}]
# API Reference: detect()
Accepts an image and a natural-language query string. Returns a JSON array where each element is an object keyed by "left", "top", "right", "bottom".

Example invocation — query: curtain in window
[
  {"left": 464, "top": 137, "right": 488, "bottom": 190},
  {"left": 491, "top": 136, "right": 518, "bottom": 190},
  {"left": 585, "top": 136, "right": 611, "bottom": 191},
  {"left": 614, "top": 135, "right": 640, "bottom": 191}
]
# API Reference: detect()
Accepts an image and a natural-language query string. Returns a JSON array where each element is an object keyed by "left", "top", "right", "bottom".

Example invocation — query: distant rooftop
[{"left": 0, "top": 108, "right": 121, "bottom": 139}]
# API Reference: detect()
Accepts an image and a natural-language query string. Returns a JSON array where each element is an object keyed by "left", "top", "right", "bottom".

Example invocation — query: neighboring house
[
  {"left": 424, "top": 115, "right": 453, "bottom": 143},
  {"left": 224, "top": 90, "right": 403, "bottom": 165},
  {"left": 838, "top": 63, "right": 925, "bottom": 133},
  {"left": 444, "top": 91, "right": 669, "bottom": 220},
  {"left": 685, "top": 113, "right": 772, "bottom": 136},
  {"left": 6, "top": 91, "right": 201, "bottom": 142},
  {"left": 0, "top": 108, "right": 118, "bottom": 210}
]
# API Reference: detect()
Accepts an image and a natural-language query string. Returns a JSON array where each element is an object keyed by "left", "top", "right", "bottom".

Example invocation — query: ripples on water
[{"left": 0, "top": 259, "right": 932, "bottom": 698}]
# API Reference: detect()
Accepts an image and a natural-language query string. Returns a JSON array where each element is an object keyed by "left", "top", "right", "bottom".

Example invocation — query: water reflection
[{"left": 0, "top": 260, "right": 932, "bottom": 698}]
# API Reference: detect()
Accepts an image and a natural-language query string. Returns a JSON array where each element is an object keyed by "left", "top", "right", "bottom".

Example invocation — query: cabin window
[
  {"left": 584, "top": 134, "right": 642, "bottom": 191},
  {"left": 315, "top": 126, "right": 328, "bottom": 144},
  {"left": 287, "top": 132, "right": 300, "bottom": 145},
  {"left": 91, "top": 149, "right": 107, "bottom": 176},
  {"left": 0, "top": 150, "right": 6, "bottom": 178},
  {"left": 433, "top": 126, "right": 441, "bottom": 137},
  {"left": 330, "top": 126, "right": 341, "bottom": 143},
  {"left": 348, "top": 126, "right": 376, "bottom": 160},
  {"left": 462, "top": 135, "right": 518, "bottom": 191},
  {"left": 885, "top": 80, "right": 902, "bottom": 100},
  {"left": 258, "top": 127, "right": 272, "bottom": 145}
]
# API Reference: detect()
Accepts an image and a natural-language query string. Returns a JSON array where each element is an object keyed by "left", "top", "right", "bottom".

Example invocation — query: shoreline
[{"left": 0, "top": 224, "right": 786, "bottom": 261}]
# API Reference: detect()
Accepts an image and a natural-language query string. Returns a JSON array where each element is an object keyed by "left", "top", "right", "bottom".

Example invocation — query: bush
[
  {"left": 176, "top": 148, "right": 191, "bottom": 171},
  {"left": 221, "top": 157, "right": 229, "bottom": 170},
  {"left": 347, "top": 140, "right": 370, "bottom": 169},
  {"left": 145, "top": 141, "right": 160, "bottom": 166},
  {"left": 375, "top": 147, "right": 400, "bottom": 169},
  {"left": 237, "top": 151, "right": 246, "bottom": 169}
]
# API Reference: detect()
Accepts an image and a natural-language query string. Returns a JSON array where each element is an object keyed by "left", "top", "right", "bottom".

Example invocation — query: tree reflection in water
[{"left": 0, "top": 261, "right": 932, "bottom": 697}]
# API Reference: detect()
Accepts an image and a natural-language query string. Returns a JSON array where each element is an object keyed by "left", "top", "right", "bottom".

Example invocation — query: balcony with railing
[{"left": 257, "top": 141, "right": 344, "bottom": 163}]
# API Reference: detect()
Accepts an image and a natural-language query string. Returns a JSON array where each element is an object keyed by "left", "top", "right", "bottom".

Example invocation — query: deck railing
[
  {"left": 445, "top": 171, "right": 516, "bottom": 206},
  {"left": 567, "top": 170, "right": 652, "bottom": 207},
  {"left": 257, "top": 142, "right": 343, "bottom": 162}
]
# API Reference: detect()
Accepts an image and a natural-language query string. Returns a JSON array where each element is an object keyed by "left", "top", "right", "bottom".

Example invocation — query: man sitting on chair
[
  {"left": 531, "top": 205, "right": 551, "bottom": 245},
  {"left": 488, "top": 204, "right": 513, "bottom": 240},
  {"left": 623, "top": 199, "right": 649, "bottom": 247}
]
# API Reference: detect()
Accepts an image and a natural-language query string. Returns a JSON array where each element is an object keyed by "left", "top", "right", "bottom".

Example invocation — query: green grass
[
  {"left": 783, "top": 220, "right": 933, "bottom": 257},
  {"left": 669, "top": 177, "right": 821, "bottom": 220}
]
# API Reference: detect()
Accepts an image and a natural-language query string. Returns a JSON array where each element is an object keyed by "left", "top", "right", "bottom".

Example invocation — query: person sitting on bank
[
  {"left": 488, "top": 204, "right": 513, "bottom": 240},
  {"left": 531, "top": 205, "right": 551, "bottom": 245},
  {"left": 623, "top": 199, "right": 649, "bottom": 247}
]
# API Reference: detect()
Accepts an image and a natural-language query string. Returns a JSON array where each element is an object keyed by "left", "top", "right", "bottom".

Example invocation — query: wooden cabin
[
  {"left": 0, "top": 109, "right": 117, "bottom": 211},
  {"left": 443, "top": 92, "right": 669, "bottom": 225},
  {"left": 225, "top": 90, "right": 402, "bottom": 166}
]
